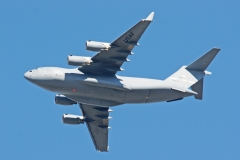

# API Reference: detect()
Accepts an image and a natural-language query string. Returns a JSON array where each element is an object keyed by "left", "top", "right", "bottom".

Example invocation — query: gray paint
[
  {"left": 24, "top": 12, "right": 220, "bottom": 152},
  {"left": 24, "top": 67, "right": 196, "bottom": 105}
]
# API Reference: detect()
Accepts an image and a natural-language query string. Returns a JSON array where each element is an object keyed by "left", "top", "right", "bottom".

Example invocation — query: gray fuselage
[{"left": 24, "top": 67, "right": 192, "bottom": 107}]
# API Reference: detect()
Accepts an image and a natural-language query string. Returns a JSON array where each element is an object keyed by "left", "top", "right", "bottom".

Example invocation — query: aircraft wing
[
  {"left": 79, "top": 103, "right": 112, "bottom": 152},
  {"left": 79, "top": 12, "right": 154, "bottom": 75}
]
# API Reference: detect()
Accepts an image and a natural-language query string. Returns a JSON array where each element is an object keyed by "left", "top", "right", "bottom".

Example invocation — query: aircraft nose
[{"left": 24, "top": 70, "right": 32, "bottom": 81}]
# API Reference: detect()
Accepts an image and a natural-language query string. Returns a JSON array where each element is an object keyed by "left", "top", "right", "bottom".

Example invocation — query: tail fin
[{"left": 165, "top": 48, "right": 220, "bottom": 99}]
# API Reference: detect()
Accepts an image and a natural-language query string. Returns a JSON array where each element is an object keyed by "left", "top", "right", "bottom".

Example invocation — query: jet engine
[
  {"left": 67, "top": 55, "right": 92, "bottom": 66},
  {"left": 62, "top": 114, "right": 85, "bottom": 124},
  {"left": 86, "top": 40, "right": 111, "bottom": 52},
  {"left": 54, "top": 94, "right": 77, "bottom": 105}
]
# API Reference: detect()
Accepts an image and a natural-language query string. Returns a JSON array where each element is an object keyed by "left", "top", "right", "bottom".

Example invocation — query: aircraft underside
[{"left": 24, "top": 12, "right": 220, "bottom": 152}]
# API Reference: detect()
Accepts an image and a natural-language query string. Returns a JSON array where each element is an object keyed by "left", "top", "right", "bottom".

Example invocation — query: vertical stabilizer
[
  {"left": 165, "top": 48, "right": 220, "bottom": 96},
  {"left": 165, "top": 66, "right": 205, "bottom": 89}
]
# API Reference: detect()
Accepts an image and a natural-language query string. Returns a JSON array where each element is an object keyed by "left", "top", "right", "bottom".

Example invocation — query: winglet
[{"left": 145, "top": 12, "right": 154, "bottom": 21}]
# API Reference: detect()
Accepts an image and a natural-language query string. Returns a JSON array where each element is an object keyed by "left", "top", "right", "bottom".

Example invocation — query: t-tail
[{"left": 165, "top": 48, "right": 220, "bottom": 100}]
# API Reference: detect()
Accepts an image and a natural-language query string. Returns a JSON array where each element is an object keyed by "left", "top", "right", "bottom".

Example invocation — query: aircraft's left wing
[
  {"left": 79, "top": 12, "right": 154, "bottom": 75},
  {"left": 79, "top": 104, "right": 112, "bottom": 152}
]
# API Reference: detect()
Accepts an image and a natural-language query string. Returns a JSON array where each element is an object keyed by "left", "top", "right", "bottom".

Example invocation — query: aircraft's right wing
[
  {"left": 79, "top": 103, "right": 112, "bottom": 152},
  {"left": 79, "top": 12, "right": 154, "bottom": 75}
]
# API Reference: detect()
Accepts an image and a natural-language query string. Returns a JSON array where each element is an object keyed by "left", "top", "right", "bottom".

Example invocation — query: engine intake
[
  {"left": 55, "top": 94, "right": 77, "bottom": 105},
  {"left": 86, "top": 40, "right": 111, "bottom": 52},
  {"left": 67, "top": 55, "right": 92, "bottom": 66},
  {"left": 62, "top": 114, "right": 85, "bottom": 125}
]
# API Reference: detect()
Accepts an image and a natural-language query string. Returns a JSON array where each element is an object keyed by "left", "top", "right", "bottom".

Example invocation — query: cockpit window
[{"left": 29, "top": 70, "right": 32, "bottom": 72}]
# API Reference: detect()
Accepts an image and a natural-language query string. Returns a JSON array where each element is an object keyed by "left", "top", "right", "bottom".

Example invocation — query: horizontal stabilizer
[{"left": 186, "top": 48, "right": 220, "bottom": 71}]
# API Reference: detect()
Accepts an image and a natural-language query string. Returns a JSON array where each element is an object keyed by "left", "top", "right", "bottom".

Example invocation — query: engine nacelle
[
  {"left": 62, "top": 114, "right": 85, "bottom": 125},
  {"left": 67, "top": 55, "right": 92, "bottom": 66},
  {"left": 86, "top": 40, "right": 111, "bottom": 52},
  {"left": 55, "top": 94, "right": 77, "bottom": 105}
]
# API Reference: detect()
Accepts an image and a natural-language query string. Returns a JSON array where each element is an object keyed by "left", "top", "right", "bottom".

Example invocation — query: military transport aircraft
[{"left": 24, "top": 12, "right": 220, "bottom": 152}]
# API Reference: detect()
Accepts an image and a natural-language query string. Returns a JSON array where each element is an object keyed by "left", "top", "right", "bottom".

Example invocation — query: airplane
[{"left": 24, "top": 12, "right": 220, "bottom": 152}]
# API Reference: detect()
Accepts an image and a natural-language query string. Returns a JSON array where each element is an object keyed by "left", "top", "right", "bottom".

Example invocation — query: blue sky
[{"left": 1, "top": 0, "right": 240, "bottom": 159}]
